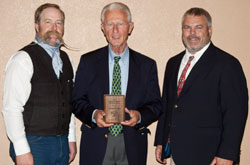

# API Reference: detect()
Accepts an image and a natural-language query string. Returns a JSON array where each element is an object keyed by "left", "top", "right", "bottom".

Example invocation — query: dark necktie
[
  {"left": 109, "top": 56, "right": 123, "bottom": 136},
  {"left": 177, "top": 56, "right": 194, "bottom": 96}
]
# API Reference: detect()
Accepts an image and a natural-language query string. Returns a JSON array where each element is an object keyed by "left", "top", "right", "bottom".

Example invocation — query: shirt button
[{"left": 174, "top": 104, "right": 178, "bottom": 109}]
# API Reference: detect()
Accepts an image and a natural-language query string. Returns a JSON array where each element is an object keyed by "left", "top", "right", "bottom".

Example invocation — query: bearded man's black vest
[{"left": 21, "top": 43, "right": 73, "bottom": 136}]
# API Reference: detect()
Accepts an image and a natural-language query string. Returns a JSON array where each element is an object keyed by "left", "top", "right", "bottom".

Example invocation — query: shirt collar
[
  {"left": 35, "top": 36, "right": 60, "bottom": 57},
  {"left": 183, "top": 42, "right": 211, "bottom": 63},
  {"left": 108, "top": 45, "right": 129, "bottom": 65}
]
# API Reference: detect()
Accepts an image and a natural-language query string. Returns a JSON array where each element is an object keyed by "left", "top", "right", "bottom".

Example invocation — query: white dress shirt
[
  {"left": 177, "top": 42, "right": 211, "bottom": 83},
  {"left": 2, "top": 44, "right": 76, "bottom": 156}
]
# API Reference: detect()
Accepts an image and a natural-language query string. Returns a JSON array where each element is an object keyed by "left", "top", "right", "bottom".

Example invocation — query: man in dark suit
[
  {"left": 72, "top": 2, "right": 162, "bottom": 165},
  {"left": 154, "top": 7, "right": 248, "bottom": 165}
]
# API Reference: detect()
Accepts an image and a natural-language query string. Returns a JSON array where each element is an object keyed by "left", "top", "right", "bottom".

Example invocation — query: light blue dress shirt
[{"left": 108, "top": 45, "right": 129, "bottom": 95}]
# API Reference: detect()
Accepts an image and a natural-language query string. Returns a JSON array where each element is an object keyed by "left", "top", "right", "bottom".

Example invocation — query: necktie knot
[
  {"left": 114, "top": 56, "right": 121, "bottom": 64},
  {"left": 188, "top": 56, "right": 194, "bottom": 62}
]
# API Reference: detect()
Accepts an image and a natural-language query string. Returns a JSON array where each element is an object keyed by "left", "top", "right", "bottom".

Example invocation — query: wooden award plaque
[{"left": 104, "top": 94, "right": 125, "bottom": 123}]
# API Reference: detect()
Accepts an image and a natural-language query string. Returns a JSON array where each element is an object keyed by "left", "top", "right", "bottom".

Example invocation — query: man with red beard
[
  {"left": 2, "top": 3, "right": 76, "bottom": 165},
  {"left": 154, "top": 8, "right": 248, "bottom": 165}
]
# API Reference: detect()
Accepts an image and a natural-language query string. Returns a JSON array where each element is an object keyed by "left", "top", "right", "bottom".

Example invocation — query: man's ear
[
  {"left": 208, "top": 26, "right": 212, "bottom": 37},
  {"left": 101, "top": 24, "right": 106, "bottom": 36},
  {"left": 128, "top": 22, "right": 134, "bottom": 35},
  {"left": 35, "top": 23, "right": 39, "bottom": 33}
]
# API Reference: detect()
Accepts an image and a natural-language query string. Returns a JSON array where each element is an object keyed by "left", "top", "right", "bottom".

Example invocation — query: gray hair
[
  {"left": 101, "top": 2, "right": 132, "bottom": 23},
  {"left": 182, "top": 7, "right": 212, "bottom": 27}
]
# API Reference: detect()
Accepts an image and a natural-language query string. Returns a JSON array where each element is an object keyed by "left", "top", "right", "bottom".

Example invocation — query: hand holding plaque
[{"left": 104, "top": 95, "right": 125, "bottom": 123}]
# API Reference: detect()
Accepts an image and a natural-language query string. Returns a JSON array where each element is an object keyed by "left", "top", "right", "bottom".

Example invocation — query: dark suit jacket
[
  {"left": 72, "top": 46, "right": 162, "bottom": 165},
  {"left": 154, "top": 43, "right": 248, "bottom": 165}
]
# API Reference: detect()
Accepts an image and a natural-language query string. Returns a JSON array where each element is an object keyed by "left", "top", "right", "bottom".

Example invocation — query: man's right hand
[
  {"left": 94, "top": 110, "right": 113, "bottom": 127},
  {"left": 155, "top": 145, "right": 167, "bottom": 164},
  {"left": 16, "top": 152, "right": 33, "bottom": 165}
]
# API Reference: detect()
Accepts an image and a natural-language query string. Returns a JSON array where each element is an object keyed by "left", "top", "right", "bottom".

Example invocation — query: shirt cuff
[
  {"left": 68, "top": 114, "right": 76, "bottom": 142},
  {"left": 13, "top": 138, "right": 30, "bottom": 156},
  {"left": 92, "top": 109, "right": 98, "bottom": 123},
  {"left": 137, "top": 113, "right": 141, "bottom": 124}
]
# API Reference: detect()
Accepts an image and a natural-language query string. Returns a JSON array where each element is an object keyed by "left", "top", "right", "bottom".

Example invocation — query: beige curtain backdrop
[{"left": 0, "top": 0, "right": 249, "bottom": 164}]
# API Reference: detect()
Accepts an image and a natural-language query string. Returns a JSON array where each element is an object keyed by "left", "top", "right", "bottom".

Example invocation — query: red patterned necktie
[{"left": 177, "top": 56, "right": 194, "bottom": 96}]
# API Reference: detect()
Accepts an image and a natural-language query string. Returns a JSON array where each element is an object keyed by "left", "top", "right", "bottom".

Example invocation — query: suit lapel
[
  {"left": 173, "top": 53, "right": 184, "bottom": 91},
  {"left": 180, "top": 43, "right": 217, "bottom": 97},
  {"left": 168, "top": 52, "right": 185, "bottom": 98},
  {"left": 96, "top": 46, "right": 109, "bottom": 95},
  {"left": 125, "top": 49, "right": 140, "bottom": 107}
]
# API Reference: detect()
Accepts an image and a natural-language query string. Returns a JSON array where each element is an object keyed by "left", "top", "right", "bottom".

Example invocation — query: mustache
[
  {"left": 41, "top": 31, "right": 64, "bottom": 45},
  {"left": 187, "top": 35, "right": 200, "bottom": 40}
]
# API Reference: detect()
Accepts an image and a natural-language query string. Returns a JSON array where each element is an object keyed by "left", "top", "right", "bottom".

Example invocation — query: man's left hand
[
  {"left": 68, "top": 142, "right": 77, "bottom": 164},
  {"left": 210, "top": 157, "right": 233, "bottom": 165},
  {"left": 121, "top": 108, "right": 140, "bottom": 126}
]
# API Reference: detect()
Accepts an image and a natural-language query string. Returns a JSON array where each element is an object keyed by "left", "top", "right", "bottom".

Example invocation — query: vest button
[
  {"left": 105, "top": 134, "right": 108, "bottom": 138},
  {"left": 174, "top": 104, "right": 178, "bottom": 109}
]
